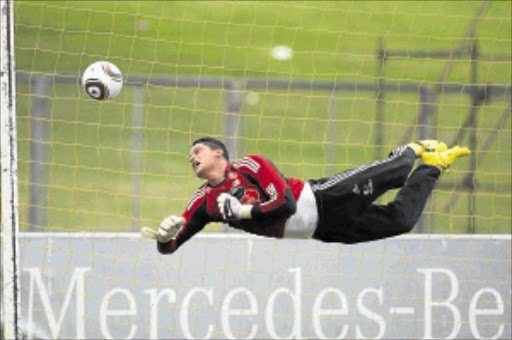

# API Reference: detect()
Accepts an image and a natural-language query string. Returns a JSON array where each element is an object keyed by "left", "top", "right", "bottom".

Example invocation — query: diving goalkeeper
[{"left": 142, "top": 137, "right": 470, "bottom": 254}]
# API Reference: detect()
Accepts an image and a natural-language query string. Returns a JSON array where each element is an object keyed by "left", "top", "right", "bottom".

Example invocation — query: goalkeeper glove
[
  {"left": 217, "top": 193, "right": 253, "bottom": 220},
  {"left": 140, "top": 215, "right": 185, "bottom": 242},
  {"left": 158, "top": 215, "right": 185, "bottom": 242}
]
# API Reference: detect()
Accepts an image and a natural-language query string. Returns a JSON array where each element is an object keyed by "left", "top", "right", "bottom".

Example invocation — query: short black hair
[{"left": 192, "top": 137, "right": 229, "bottom": 161}]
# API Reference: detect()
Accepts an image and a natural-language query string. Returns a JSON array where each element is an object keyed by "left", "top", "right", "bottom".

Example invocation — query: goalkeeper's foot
[
  {"left": 406, "top": 140, "right": 447, "bottom": 158},
  {"left": 422, "top": 145, "right": 471, "bottom": 171}
]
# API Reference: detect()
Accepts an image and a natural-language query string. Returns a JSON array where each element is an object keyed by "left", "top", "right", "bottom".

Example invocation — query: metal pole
[
  {"left": 132, "top": 85, "right": 144, "bottom": 231},
  {"left": 467, "top": 38, "right": 480, "bottom": 233},
  {"left": 224, "top": 81, "right": 242, "bottom": 160},
  {"left": 221, "top": 81, "right": 242, "bottom": 233},
  {"left": 442, "top": 103, "right": 511, "bottom": 213},
  {"left": 418, "top": 87, "right": 433, "bottom": 141},
  {"left": 375, "top": 37, "right": 386, "bottom": 160},
  {"left": 326, "top": 89, "right": 337, "bottom": 176},
  {"left": 416, "top": 86, "right": 434, "bottom": 233},
  {"left": 29, "top": 75, "right": 51, "bottom": 231},
  {"left": 1, "top": 0, "right": 22, "bottom": 338}
]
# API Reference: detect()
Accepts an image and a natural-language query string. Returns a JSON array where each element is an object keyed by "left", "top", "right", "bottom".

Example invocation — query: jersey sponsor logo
[{"left": 242, "top": 189, "right": 261, "bottom": 205}]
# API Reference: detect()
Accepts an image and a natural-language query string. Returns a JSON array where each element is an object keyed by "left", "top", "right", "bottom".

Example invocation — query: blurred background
[{"left": 12, "top": 1, "right": 511, "bottom": 234}]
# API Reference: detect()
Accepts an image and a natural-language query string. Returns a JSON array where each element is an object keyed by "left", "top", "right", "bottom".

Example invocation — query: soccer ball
[{"left": 82, "top": 61, "right": 123, "bottom": 100}]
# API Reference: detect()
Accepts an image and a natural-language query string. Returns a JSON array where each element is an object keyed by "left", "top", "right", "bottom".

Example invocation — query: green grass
[{"left": 13, "top": 1, "right": 511, "bottom": 233}]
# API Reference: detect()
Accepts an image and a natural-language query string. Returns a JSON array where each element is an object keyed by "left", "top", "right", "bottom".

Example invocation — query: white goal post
[{"left": 1, "top": 0, "right": 21, "bottom": 339}]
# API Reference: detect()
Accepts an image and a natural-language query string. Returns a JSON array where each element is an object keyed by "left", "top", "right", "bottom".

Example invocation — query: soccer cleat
[
  {"left": 406, "top": 140, "right": 447, "bottom": 158},
  {"left": 422, "top": 145, "right": 471, "bottom": 171},
  {"left": 418, "top": 140, "right": 448, "bottom": 153}
]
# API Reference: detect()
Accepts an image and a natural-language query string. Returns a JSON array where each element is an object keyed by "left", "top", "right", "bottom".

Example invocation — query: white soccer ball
[{"left": 81, "top": 61, "right": 123, "bottom": 100}]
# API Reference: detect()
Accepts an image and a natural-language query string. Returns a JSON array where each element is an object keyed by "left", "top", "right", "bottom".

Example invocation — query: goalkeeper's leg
[
  {"left": 310, "top": 145, "right": 417, "bottom": 214},
  {"left": 312, "top": 164, "right": 440, "bottom": 244},
  {"left": 335, "top": 140, "right": 450, "bottom": 206},
  {"left": 311, "top": 145, "right": 417, "bottom": 242},
  {"left": 337, "top": 164, "right": 440, "bottom": 243},
  {"left": 312, "top": 143, "right": 471, "bottom": 244}
]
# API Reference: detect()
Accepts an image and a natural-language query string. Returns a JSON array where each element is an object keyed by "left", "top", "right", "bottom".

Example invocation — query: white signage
[{"left": 18, "top": 234, "right": 511, "bottom": 339}]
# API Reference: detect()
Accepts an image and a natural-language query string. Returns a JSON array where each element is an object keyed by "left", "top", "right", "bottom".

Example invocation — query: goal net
[{"left": 2, "top": 1, "right": 511, "bottom": 339}]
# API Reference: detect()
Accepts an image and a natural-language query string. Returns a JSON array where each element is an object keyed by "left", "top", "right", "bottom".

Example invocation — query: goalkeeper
[{"left": 146, "top": 137, "right": 470, "bottom": 254}]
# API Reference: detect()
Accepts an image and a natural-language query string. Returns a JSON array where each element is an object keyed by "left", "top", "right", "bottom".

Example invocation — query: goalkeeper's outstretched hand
[{"left": 140, "top": 215, "right": 185, "bottom": 242}]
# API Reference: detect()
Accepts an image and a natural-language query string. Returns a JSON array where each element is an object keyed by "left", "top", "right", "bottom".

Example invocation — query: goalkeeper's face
[{"left": 189, "top": 143, "right": 225, "bottom": 179}]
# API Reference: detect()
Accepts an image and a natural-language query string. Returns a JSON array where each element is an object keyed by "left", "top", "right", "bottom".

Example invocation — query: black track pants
[{"left": 310, "top": 146, "right": 441, "bottom": 244}]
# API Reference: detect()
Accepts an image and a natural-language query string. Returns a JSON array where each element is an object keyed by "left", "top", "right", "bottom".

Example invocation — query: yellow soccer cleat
[
  {"left": 422, "top": 145, "right": 471, "bottom": 171},
  {"left": 407, "top": 140, "right": 447, "bottom": 158}
]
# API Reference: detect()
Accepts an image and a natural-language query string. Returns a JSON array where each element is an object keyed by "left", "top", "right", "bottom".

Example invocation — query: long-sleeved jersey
[{"left": 158, "top": 154, "right": 305, "bottom": 254}]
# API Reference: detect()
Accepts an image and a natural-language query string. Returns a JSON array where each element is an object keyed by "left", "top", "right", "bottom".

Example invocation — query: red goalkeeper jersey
[{"left": 158, "top": 154, "right": 305, "bottom": 254}]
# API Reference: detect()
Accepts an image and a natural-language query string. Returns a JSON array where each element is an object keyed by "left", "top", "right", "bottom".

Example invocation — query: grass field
[{"left": 12, "top": 1, "right": 511, "bottom": 233}]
